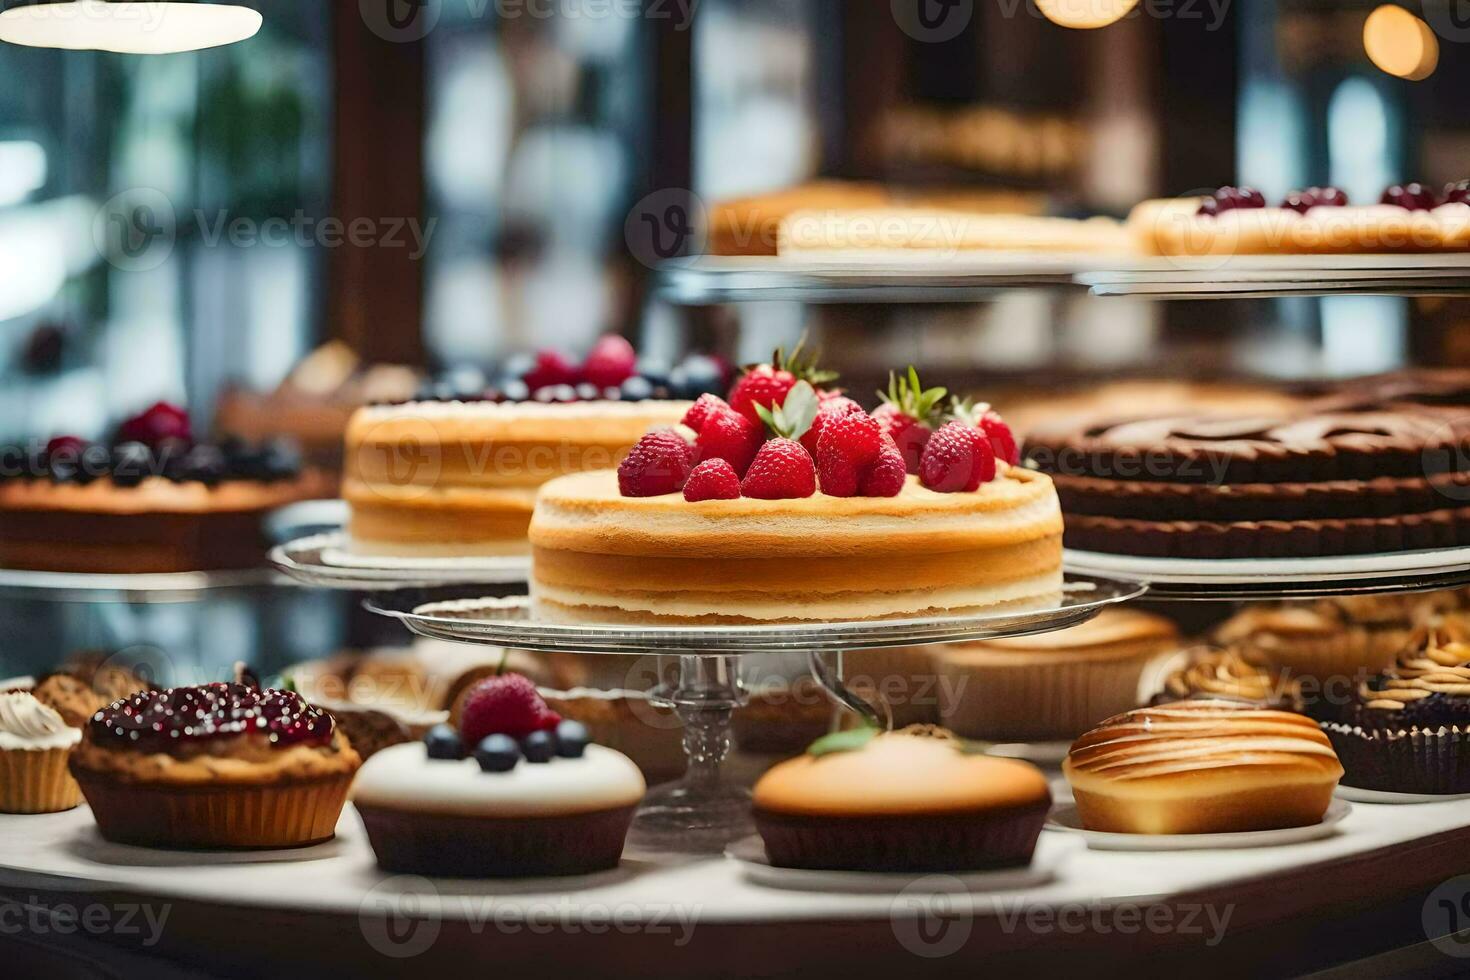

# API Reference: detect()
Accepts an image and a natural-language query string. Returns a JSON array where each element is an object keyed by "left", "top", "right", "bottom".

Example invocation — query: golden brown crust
[{"left": 70, "top": 729, "right": 361, "bottom": 788}]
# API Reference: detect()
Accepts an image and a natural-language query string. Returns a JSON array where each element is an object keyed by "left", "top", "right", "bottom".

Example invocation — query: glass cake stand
[
  {"left": 364, "top": 576, "right": 1146, "bottom": 854},
  {"left": 270, "top": 532, "right": 530, "bottom": 590},
  {"left": 0, "top": 566, "right": 284, "bottom": 603}
]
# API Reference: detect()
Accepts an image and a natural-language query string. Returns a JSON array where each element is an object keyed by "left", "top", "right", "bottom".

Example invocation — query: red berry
[
  {"left": 919, "top": 422, "right": 996, "bottom": 493},
  {"left": 978, "top": 411, "right": 1019, "bottom": 466},
  {"left": 46, "top": 435, "right": 87, "bottom": 459},
  {"left": 817, "top": 410, "right": 883, "bottom": 466},
  {"left": 874, "top": 403, "right": 931, "bottom": 475},
  {"left": 683, "top": 459, "right": 742, "bottom": 501},
  {"left": 618, "top": 429, "right": 695, "bottom": 497},
  {"left": 582, "top": 335, "right": 638, "bottom": 388},
  {"left": 695, "top": 406, "right": 764, "bottom": 476},
  {"left": 118, "top": 402, "right": 191, "bottom": 448},
  {"left": 460, "top": 674, "right": 562, "bottom": 744},
  {"left": 741, "top": 438, "right": 816, "bottom": 500},
  {"left": 729, "top": 365, "right": 797, "bottom": 423},
  {"left": 681, "top": 393, "right": 729, "bottom": 433},
  {"left": 523, "top": 350, "right": 581, "bottom": 391},
  {"left": 800, "top": 396, "right": 862, "bottom": 455},
  {"left": 861, "top": 439, "right": 908, "bottom": 498},
  {"left": 817, "top": 449, "right": 860, "bottom": 497}
]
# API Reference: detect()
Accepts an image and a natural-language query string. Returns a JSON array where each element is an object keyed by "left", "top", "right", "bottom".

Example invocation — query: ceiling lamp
[
  {"left": 1363, "top": 5, "right": 1439, "bottom": 81},
  {"left": 1035, "top": 0, "right": 1140, "bottom": 29},
  {"left": 0, "top": 0, "right": 261, "bottom": 54}
]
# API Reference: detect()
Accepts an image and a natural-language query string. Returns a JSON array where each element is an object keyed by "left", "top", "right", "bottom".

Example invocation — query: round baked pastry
[
  {"left": 1064, "top": 701, "right": 1342, "bottom": 835},
  {"left": 931, "top": 608, "right": 1180, "bottom": 742},
  {"left": 752, "top": 729, "right": 1051, "bottom": 872},
  {"left": 1322, "top": 620, "right": 1470, "bottom": 794},
  {"left": 529, "top": 466, "right": 1063, "bottom": 624},
  {"left": 352, "top": 674, "right": 645, "bottom": 877},
  {"left": 0, "top": 691, "right": 82, "bottom": 814},
  {"left": 343, "top": 399, "right": 689, "bottom": 557},
  {"left": 70, "top": 682, "right": 360, "bottom": 849}
]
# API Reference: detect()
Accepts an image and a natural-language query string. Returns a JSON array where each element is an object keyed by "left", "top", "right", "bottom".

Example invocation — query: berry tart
[
  {"left": 0, "top": 691, "right": 83, "bottom": 814},
  {"left": 341, "top": 336, "right": 708, "bottom": 558},
  {"left": 1064, "top": 701, "right": 1343, "bottom": 834},
  {"left": 752, "top": 727, "right": 1051, "bottom": 872},
  {"left": 1131, "top": 183, "right": 1470, "bottom": 256},
  {"left": 1026, "top": 407, "right": 1470, "bottom": 558},
  {"left": 529, "top": 358, "right": 1063, "bottom": 624},
  {"left": 1321, "top": 619, "right": 1470, "bottom": 794},
  {"left": 0, "top": 403, "right": 328, "bottom": 574},
  {"left": 351, "top": 674, "right": 645, "bottom": 877},
  {"left": 69, "top": 674, "right": 360, "bottom": 849}
]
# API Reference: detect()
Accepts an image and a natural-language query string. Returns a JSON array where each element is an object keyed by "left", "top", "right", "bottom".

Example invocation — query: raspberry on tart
[
  {"left": 694, "top": 404, "right": 764, "bottom": 476},
  {"left": 741, "top": 438, "right": 817, "bottom": 500},
  {"left": 617, "top": 429, "right": 697, "bottom": 497},
  {"left": 920, "top": 421, "right": 998, "bottom": 493},
  {"left": 728, "top": 339, "right": 838, "bottom": 423},
  {"left": 459, "top": 673, "right": 563, "bottom": 744},
  {"left": 800, "top": 395, "right": 863, "bottom": 456},
  {"left": 684, "top": 459, "right": 742, "bottom": 501}
]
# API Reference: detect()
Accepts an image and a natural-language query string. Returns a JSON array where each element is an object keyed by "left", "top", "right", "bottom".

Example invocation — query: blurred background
[{"left": 4, "top": 0, "right": 1470, "bottom": 677}]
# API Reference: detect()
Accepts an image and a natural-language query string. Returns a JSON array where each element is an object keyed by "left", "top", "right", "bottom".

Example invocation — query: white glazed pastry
[{"left": 0, "top": 691, "right": 83, "bottom": 814}]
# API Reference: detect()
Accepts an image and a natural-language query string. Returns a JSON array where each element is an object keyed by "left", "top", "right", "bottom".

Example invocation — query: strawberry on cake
[{"left": 528, "top": 355, "right": 1064, "bottom": 624}]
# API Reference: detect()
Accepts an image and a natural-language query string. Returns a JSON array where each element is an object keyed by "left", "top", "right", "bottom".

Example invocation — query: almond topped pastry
[{"left": 1064, "top": 700, "right": 1342, "bottom": 835}]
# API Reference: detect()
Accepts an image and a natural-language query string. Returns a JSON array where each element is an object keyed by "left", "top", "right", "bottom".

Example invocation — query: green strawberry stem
[
  {"left": 754, "top": 380, "right": 820, "bottom": 441},
  {"left": 879, "top": 366, "right": 948, "bottom": 426}
]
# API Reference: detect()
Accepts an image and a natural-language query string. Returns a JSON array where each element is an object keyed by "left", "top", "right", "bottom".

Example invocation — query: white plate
[
  {"left": 725, "top": 835, "right": 1067, "bottom": 893},
  {"left": 1043, "top": 800, "right": 1352, "bottom": 851},
  {"left": 1064, "top": 546, "right": 1470, "bottom": 585},
  {"left": 984, "top": 741, "right": 1072, "bottom": 766},
  {"left": 1335, "top": 785, "right": 1470, "bottom": 805}
]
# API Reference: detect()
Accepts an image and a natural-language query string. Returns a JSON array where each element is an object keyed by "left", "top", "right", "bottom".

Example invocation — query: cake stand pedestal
[{"left": 364, "top": 576, "right": 1146, "bottom": 854}]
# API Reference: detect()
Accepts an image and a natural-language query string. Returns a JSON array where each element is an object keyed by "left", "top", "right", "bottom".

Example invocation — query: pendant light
[{"left": 0, "top": 0, "right": 261, "bottom": 54}]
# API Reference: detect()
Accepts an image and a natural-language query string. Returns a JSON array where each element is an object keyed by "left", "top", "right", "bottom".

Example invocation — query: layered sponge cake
[
  {"left": 528, "top": 466, "right": 1063, "bottom": 624},
  {"left": 343, "top": 400, "right": 689, "bottom": 557}
]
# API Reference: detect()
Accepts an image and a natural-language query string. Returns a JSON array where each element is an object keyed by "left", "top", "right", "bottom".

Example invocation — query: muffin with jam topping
[
  {"left": 70, "top": 677, "right": 360, "bottom": 849},
  {"left": 1322, "top": 618, "right": 1470, "bottom": 794}
]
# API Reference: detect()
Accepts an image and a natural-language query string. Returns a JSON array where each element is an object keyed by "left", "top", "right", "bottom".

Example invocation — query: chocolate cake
[{"left": 1025, "top": 408, "right": 1470, "bottom": 558}]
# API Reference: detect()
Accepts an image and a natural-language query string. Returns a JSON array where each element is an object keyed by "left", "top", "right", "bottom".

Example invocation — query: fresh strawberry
[
  {"left": 861, "top": 438, "right": 908, "bottom": 497},
  {"left": 582, "top": 335, "right": 638, "bottom": 388},
  {"left": 919, "top": 421, "right": 996, "bottom": 493},
  {"left": 695, "top": 405, "right": 764, "bottom": 476},
  {"left": 118, "top": 402, "right": 191, "bottom": 448},
  {"left": 681, "top": 393, "right": 729, "bottom": 433},
  {"left": 460, "top": 673, "right": 562, "bottom": 743},
  {"left": 817, "top": 410, "right": 883, "bottom": 466},
  {"left": 46, "top": 435, "right": 87, "bottom": 459},
  {"left": 728, "top": 338, "right": 839, "bottom": 422},
  {"left": 817, "top": 450, "right": 860, "bottom": 497},
  {"left": 950, "top": 397, "right": 1020, "bottom": 466},
  {"left": 800, "top": 396, "right": 862, "bottom": 455},
  {"left": 876, "top": 368, "right": 947, "bottom": 474},
  {"left": 683, "top": 459, "right": 742, "bottom": 501},
  {"left": 618, "top": 429, "right": 695, "bottom": 497},
  {"left": 522, "top": 350, "right": 581, "bottom": 391},
  {"left": 741, "top": 438, "right": 816, "bottom": 500}
]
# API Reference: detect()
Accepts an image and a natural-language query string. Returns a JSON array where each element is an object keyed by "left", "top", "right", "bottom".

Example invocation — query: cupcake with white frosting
[{"left": 0, "top": 691, "right": 83, "bottom": 814}]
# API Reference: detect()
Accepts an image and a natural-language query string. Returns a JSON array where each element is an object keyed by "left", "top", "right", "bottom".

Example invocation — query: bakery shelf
[
  {"left": 655, "top": 253, "right": 1470, "bottom": 304},
  {"left": 1063, "top": 546, "right": 1470, "bottom": 602},
  {"left": 0, "top": 566, "right": 287, "bottom": 604},
  {"left": 3, "top": 798, "right": 1469, "bottom": 976}
]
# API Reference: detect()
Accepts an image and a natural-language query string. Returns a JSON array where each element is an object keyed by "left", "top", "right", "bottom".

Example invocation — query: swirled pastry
[
  {"left": 1155, "top": 646, "right": 1297, "bottom": 710},
  {"left": 1064, "top": 701, "right": 1342, "bottom": 834}
]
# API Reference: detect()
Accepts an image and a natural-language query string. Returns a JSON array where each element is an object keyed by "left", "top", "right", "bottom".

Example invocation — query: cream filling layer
[{"left": 351, "top": 742, "right": 646, "bottom": 817}]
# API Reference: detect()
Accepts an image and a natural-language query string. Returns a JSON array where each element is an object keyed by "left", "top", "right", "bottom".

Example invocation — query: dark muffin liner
[
  {"left": 753, "top": 800, "right": 1050, "bottom": 873},
  {"left": 1322, "top": 722, "right": 1470, "bottom": 795},
  {"left": 356, "top": 803, "right": 637, "bottom": 878}
]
